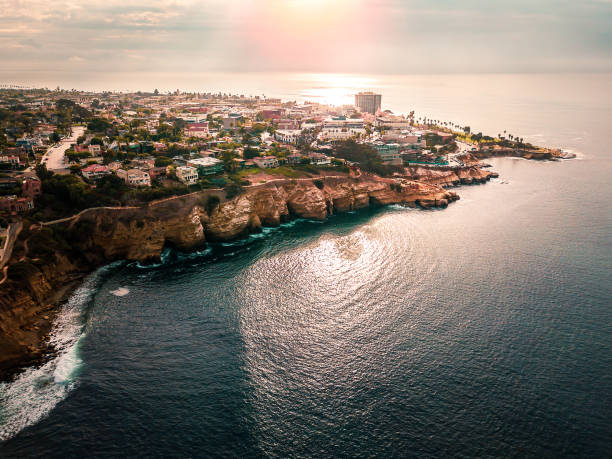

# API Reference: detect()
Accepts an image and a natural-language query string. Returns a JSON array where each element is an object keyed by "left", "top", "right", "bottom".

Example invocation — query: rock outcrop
[{"left": 403, "top": 165, "right": 498, "bottom": 187}]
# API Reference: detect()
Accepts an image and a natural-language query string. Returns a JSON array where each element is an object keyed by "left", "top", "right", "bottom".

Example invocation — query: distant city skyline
[{"left": 1, "top": 0, "right": 611, "bottom": 81}]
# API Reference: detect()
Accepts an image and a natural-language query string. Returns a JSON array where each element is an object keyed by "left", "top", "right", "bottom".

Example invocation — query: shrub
[
  {"left": 204, "top": 195, "right": 220, "bottom": 215},
  {"left": 224, "top": 182, "right": 244, "bottom": 200},
  {"left": 313, "top": 179, "right": 324, "bottom": 190}
]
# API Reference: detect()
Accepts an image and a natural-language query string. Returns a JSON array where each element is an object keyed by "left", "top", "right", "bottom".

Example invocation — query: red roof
[{"left": 82, "top": 164, "right": 109, "bottom": 172}]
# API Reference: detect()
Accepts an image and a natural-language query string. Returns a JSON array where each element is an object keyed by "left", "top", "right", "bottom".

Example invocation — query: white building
[
  {"left": 81, "top": 164, "right": 110, "bottom": 180},
  {"left": 274, "top": 129, "right": 302, "bottom": 145},
  {"left": 186, "top": 157, "right": 223, "bottom": 175},
  {"left": 319, "top": 117, "right": 367, "bottom": 141},
  {"left": 308, "top": 153, "right": 331, "bottom": 165},
  {"left": 175, "top": 166, "right": 199, "bottom": 185},
  {"left": 376, "top": 116, "right": 412, "bottom": 130},
  {"left": 117, "top": 168, "right": 151, "bottom": 187},
  {"left": 253, "top": 156, "right": 279, "bottom": 168}
]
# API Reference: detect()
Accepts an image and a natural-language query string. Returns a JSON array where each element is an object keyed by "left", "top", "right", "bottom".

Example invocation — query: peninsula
[{"left": 0, "top": 88, "right": 572, "bottom": 381}]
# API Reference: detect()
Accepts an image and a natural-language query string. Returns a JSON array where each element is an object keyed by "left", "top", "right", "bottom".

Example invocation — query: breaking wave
[{"left": 0, "top": 264, "right": 118, "bottom": 442}]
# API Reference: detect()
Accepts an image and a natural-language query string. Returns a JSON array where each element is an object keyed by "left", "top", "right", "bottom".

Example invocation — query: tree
[
  {"left": 154, "top": 156, "right": 173, "bottom": 167},
  {"left": 35, "top": 163, "right": 54, "bottom": 181},
  {"left": 87, "top": 118, "right": 112, "bottom": 133},
  {"left": 221, "top": 150, "right": 237, "bottom": 173},
  {"left": 154, "top": 89, "right": 159, "bottom": 96},
  {"left": 243, "top": 147, "right": 259, "bottom": 160},
  {"left": 49, "top": 131, "right": 61, "bottom": 143}
]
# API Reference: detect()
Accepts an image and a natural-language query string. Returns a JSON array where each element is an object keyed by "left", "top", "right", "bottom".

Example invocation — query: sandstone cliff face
[{"left": 0, "top": 173, "right": 463, "bottom": 380}]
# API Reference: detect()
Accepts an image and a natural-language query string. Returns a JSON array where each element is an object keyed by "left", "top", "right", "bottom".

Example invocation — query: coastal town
[
  {"left": 0, "top": 86, "right": 575, "bottom": 379},
  {"left": 0, "top": 87, "right": 566, "bottom": 226}
]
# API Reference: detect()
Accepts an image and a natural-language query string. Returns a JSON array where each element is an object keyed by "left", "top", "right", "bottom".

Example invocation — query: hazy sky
[{"left": 2, "top": 0, "right": 611, "bottom": 76}]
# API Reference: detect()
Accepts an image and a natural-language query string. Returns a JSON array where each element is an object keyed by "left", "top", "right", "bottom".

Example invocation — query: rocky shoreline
[{"left": 0, "top": 166, "right": 496, "bottom": 382}]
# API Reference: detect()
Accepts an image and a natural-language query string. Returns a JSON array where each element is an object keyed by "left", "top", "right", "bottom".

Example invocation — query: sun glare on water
[{"left": 296, "top": 73, "right": 379, "bottom": 106}]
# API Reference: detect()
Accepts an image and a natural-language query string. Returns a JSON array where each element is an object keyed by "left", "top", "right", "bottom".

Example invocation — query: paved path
[{"left": 42, "top": 125, "right": 86, "bottom": 170}]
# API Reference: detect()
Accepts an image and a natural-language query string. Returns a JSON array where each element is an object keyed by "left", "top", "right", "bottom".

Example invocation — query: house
[
  {"left": 175, "top": 166, "right": 199, "bottom": 185},
  {"left": 0, "top": 156, "right": 20, "bottom": 168},
  {"left": 22, "top": 175, "right": 42, "bottom": 197},
  {"left": 147, "top": 166, "right": 167, "bottom": 180},
  {"left": 286, "top": 153, "right": 303, "bottom": 165},
  {"left": 82, "top": 164, "right": 111, "bottom": 181},
  {"left": 308, "top": 152, "right": 331, "bottom": 165},
  {"left": 116, "top": 169, "right": 151, "bottom": 187},
  {"left": 372, "top": 142, "right": 402, "bottom": 164},
  {"left": 0, "top": 195, "right": 33, "bottom": 215},
  {"left": 253, "top": 156, "right": 279, "bottom": 168},
  {"left": 186, "top": 157, "right": 224, "bottom": 175},
  {"left": 88, "top": 144, "right": 102, "bottom": 154},
  {"left": 107, "top": 161, "right": 123, "bottom": 171}
]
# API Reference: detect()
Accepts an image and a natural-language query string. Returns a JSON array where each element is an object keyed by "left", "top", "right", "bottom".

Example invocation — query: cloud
[{"left": 0, "top": 0, "right": 609, "bottom": 78}]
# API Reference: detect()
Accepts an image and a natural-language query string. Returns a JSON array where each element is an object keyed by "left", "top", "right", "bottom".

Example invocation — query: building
[
  {"left": 286, "top": 153, "right": 303, "bottom": 165},
  {"left": 222, "top": 115, "right": 241, "bottom": 130},
  {"left": 88, "top": 144, "right": 102, "bottom": 154},
  {"left": 175, "top": 166, "right": 199, "bottom": 185},
  {"left": 186, "top": 157, "right": 223, "bottom": 175},
  {"left": 82, "top": 164, "right": 110, "bottom": 181},
  {"left": 117, "top": 169, "right": 151, "bottom": 187},
  {"left": 319, "top": 117, "right": 366, "bottom": 141},
  {"left": 0, "top": 195, "right": 33, "bottom": 215},
  {"left": 274, "top": 129, "right": 302, "bottom": 145},
  {"left": 355, "top": 92, "right": 382, "bottom": 115},
  {"left": 376, "top": 116, "right": 411, "bottom": 130},
  {"left": 372, "top": 142, "right": 402, "bottom": 164},
  {"left": 0, "top": 155, "right": 20, "bottom": 166},
  {"left": 277, "top": 119, "right": 300, "bottom": 130},
  {"left": 308, "top": 152, "right": 331, "bottom": 165},
  {"left": 184, "top": 126, "right": 209, "bottom": 138},
  {"left": 381, "top": 133, "right": 426, "bottom": 150},
  {"left": 253, "top": 156, "right": 279, "bottom": 168},
  {"left": 22, "top": 176, "right": 41, "bottom": 197},
  {"left": 261, "top": 109, "right": 283, "bottom": 120}
]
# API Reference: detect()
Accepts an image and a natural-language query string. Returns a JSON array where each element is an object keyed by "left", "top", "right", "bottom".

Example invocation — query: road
[{"left": 41, "top": 125, "right": 86, "bottom": 170}]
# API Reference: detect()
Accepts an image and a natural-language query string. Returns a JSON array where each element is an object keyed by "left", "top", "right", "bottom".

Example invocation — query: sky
[{"left": 1, "top": 0, "right": 611, "bottom": 80}]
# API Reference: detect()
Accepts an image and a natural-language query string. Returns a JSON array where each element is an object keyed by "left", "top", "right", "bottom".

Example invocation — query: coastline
[{"left": 0, "top": 162, "right": 501, "bottom": 382}]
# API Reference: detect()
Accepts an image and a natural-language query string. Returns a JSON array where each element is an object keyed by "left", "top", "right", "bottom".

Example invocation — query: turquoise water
[{"left": 1, "top": 74, "right": 611, "bottom": 457}]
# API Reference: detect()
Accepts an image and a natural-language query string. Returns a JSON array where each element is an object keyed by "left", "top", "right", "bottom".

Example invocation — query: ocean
[{"left": 0, "top": 73, "right": 611, "bottom": 457}]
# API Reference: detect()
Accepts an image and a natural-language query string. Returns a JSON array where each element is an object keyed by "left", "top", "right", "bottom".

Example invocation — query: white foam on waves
[
  {"left": 110, "top": 287, "right": 130, "bottom": 297},
  {"left": 0, "top": 267, "right": 109, "bottom": 442}
]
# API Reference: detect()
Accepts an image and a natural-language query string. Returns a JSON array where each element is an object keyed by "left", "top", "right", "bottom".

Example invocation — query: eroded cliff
[{"left": 0, "top": 173, "right": 467, "bottom": 380}]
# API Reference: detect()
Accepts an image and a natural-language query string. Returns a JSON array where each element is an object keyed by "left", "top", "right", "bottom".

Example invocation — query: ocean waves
[{"left": 0, "top": 263, "right": 119, "bottom": 442}]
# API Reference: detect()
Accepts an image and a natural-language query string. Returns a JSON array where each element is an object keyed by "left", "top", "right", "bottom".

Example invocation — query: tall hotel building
[{"left": 355, "top": 92, "right": 382, "bottom": 115}]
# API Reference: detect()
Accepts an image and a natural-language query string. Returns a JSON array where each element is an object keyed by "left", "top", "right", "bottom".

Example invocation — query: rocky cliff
[
  {"left": 0, "top": 173, "right": 469, "bottom": 380},
  {"left": 403, "top": 165, "right": 498, "bottom": 187}
]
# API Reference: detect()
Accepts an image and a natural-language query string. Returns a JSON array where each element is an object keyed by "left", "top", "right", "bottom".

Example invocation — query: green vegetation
[
  {"left": 198, "top": 194, "right": 220, "bottom": 216},
  {"left": 333, "top": 140, "right": 401, "bottom": 176}
]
